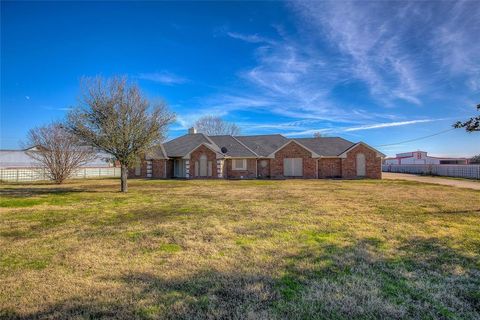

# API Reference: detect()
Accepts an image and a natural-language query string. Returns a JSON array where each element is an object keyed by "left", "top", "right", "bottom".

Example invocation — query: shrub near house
[{"left": 130, "top": 128, "right": 385, "bottom": 180}]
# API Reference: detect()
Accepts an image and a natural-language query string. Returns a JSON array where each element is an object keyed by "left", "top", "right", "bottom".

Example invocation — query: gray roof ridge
[
  {"left": 230, "top": 135, "right": 259, "bottom": 157},
  {"left": 234, "top": 133, "right": 286, "bottom": 138},
  {"left": 159, "top": 144, "right": 168, "bottom": 158},
  {"left": 199, "top": 132, "right": 221, "bottom": 151},
  {"left": 294, "top": 136, "right": 352, "bottom": 141}
]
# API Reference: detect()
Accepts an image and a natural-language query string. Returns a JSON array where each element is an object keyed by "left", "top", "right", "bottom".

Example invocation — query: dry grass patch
[{"left": 0, "top": 178, "right": 479, "bottom": 319}]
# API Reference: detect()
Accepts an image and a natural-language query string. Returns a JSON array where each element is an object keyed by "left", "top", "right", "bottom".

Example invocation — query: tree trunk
[{"left": 120, "top": 164, "right": 128, "bottom": 193}]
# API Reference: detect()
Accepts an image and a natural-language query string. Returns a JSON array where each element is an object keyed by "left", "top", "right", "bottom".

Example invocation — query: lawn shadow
[
  {"left": 3, "top": 237, "right": 479, "bottom": 319},
  {"left": 3, "top": 270, "right": 278, "bottom": 319},
  {"left": 0, "top": 187, "right": 88, "bottom": 198}
]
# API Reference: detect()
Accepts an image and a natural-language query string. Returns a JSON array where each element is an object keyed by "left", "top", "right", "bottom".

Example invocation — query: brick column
[
  {"left": 217, "top": 159, "right": 223, "bottom": 178},
  {"left": 185, "top": 160, "right": 190, "bottom": 179}
]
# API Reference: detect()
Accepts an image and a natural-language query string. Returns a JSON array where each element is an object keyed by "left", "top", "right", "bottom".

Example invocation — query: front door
[
  {"left": 356, "top": 153, "right": 366, "bottom": 177},
  {"left": 174, "top": 159, "right": 185, "bottom": 178},
  {"left": 199, "top": 155, "right": 208, "bottom": 177}
]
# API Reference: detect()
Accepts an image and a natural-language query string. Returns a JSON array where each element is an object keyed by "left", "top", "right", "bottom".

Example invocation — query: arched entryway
[{"left": 195, "top": 154, "right": 211, "bottom": 177}]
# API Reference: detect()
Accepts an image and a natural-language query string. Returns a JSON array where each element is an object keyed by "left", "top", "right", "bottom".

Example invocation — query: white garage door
[{"left": 284, "top": 158, "right": 303, "bottom": 177}]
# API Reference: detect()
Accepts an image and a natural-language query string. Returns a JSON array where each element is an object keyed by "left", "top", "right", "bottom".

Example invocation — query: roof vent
[{"left": 188, "top": 127, "right": 197, "bottom": 134}]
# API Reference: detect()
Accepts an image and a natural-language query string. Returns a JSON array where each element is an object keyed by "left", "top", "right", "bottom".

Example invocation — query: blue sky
[{"left": 1, "top": 1, "right": 479, "bottom": 157}]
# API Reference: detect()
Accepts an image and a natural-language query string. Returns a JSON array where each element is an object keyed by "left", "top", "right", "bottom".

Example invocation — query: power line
[{"left": 375, "top": 128, "right": 456, "bottom": 147}]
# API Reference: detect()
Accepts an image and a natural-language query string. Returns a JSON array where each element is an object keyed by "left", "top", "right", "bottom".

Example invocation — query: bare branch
[
  {"left": 65, "top": 76, "right": 175, "bottom": 192},
  {"left": 194, "top": 115, "right": 241, "bottom": 136},
  {"left": 25, "top": 122, "right": 96, "bottom": 184}
]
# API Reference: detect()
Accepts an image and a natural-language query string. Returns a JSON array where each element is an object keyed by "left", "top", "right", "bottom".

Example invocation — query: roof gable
[
  {"left": 163, "top": 133, "right": 217, "bottom": 157},
  {"left": 208, "top": 135, "right": 257, "bottom": 157},
  {"left": 234, "top": 134, "right": 288, "bottom": 157},
  {"left": 182, "top": 142, "right": 223, "bottom": 159},
  {"left": 338, "top": 142, "right": 386, "bottom": 158},
  {"left": 267, "top": 140, "right": 320, "bottom": 158},
  {"left": 295, "top": 137, "right": 355, "bottom": 156}
]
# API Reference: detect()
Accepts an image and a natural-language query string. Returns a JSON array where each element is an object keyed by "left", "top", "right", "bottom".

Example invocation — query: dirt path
[{"left": 383, "top": 172, "right": 480, "bottom": 190}]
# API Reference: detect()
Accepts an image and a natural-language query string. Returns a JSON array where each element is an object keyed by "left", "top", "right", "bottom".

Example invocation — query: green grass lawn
[{"left": 1, "top": 178, "right": 479, "bottom": 319}]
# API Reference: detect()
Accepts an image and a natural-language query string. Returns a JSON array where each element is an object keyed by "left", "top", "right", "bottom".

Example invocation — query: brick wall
[
  {"left": 341, "top": 144, "right": 382, "bottom": 179},
  {"left": 189, "top": 145, "right": 217, "bottom": 179},
  {"left": 151, "top": 159, "right": 166, "bottom": 178},
  {"left": 318, "top": 158, "right": 342, "bottom": 178},
  {"left": 128, "top": 159, "right": 147, "bottom": 178},
  {"left": 271, "top": 141, "right": 317, "bottom": 179},
  {"left": 225, "top": 159, "right": 256, "bottom": 179},
  {"left": 257, "top": 159, "right": 271, "bottom": 178},
  {"left": 128, "top": 159, "right": 168, "bottom": 179}
]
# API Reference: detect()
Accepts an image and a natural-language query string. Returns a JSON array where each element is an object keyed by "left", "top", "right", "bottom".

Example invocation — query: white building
[
  {"left": 384, "top": 151, "right": 469, "bottom": 165},
  {"left": 0, "top": 146, "right": 113, "bottom": 168}
]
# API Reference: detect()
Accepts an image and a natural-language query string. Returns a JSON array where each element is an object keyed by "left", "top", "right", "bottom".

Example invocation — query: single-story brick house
[{"left": 129, "top": 128, "right": 385, "bottom": 179}]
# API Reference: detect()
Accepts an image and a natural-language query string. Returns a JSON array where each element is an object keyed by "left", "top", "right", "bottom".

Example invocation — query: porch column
[
  {"left": 185, "top": 160, "right": 190, "bottom": 178},
  {"left": 216, "top": 159, "right": 223, "bottom": 178}
]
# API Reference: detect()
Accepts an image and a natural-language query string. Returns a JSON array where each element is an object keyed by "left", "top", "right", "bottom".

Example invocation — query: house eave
[{"left": 337, "top": 142, "right": 386, "bottom": 158}]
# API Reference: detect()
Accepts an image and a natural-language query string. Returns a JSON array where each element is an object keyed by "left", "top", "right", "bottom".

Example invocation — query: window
[
  {"left": 284, "top": 158, "right": 303, "bottom": 176},
  {"left": 232, "top": 159, "right": 247, "bottom": 170},
  {"left": 199, "top": 154, "right": 208, "bottom": 176},
  {"left": 134, "top": 159, "right": 141, "bottom": 176},
  {"left": 207, "top": 161, "right": 213, "bottom": 176},
  {"left": 174, "top": 159, "right": 185, "bottom": 178}
]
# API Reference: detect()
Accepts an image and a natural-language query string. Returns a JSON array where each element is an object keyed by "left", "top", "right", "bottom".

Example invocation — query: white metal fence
[
  {"left": 382, "top": 164, "right": 480, "bottom": 179},
  {"left": 0, "top": 167, "right": 120, "bottom": 182}
]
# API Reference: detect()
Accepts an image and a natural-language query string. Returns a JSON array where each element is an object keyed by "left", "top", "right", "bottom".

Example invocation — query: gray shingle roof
[
  {"left": 294, "top": 137, "right": 354, "bottom": 156},
  {"left": 145, "top": 145, "right": 166, "bottom": 159},
  {"left": 208, "top": 135, "right": 257, "bottom": 157},
  {"left": 148, "top": 133, "right": 357, "bottom": 159},
  {"left": 235, "top": 134, "right": 288, "bottom": 157},
  {"left": 163, "top": 133, "right": 219, "bottom": 158}
]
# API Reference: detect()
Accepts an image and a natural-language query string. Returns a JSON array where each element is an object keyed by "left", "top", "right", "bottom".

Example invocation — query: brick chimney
[{"left": 188, "top": 127, "right": 197, "bottom": 134}]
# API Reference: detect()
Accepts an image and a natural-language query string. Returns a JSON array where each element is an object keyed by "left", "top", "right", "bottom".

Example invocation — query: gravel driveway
[{"left": 382, "top": 172, "right": 480, "bottom": 190}]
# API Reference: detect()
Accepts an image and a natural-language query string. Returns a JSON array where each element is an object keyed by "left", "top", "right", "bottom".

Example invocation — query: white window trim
[{"left": 232, "top": 159, "right": 247, "bottom": 170}]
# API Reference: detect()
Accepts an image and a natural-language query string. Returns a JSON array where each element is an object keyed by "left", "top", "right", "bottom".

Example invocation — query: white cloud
[
  {"left": 227, "top": 32, "right": 274, "bottom": 44},
  {"left": 290, "top": 1, "right": 427, "bottom": 105},
  {"left": 343, "top": 119, "right": 435, "bottom": 132},
  {"left": 176, "top": 1, "right": 478, "bottom": 140},
  {"left": 41, "top": 106, "right": 73, "bottom": 111},
  {"left": 430, "top": 1, "right": 480, "bottom": 90},
  {"left": 137, "top": 72, "right": 188, "bottom": 85},
  {"left": 285, "top": 119, "right": 437, "bottom": 137}
]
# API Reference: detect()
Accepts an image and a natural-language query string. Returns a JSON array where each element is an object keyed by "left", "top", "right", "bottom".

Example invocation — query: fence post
[{"left": 16, "top": 169, "right": 19, "bottom": 182}]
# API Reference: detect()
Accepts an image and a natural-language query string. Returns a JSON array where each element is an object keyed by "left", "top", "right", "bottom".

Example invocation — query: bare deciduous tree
[
  {"left": 66, "top": 76, "right": 175, "bottom": 192},
  {"left": 194, "top": 115, "right": 241, "bottom": 136},
  {"left": 470, "top": 154, "right": 480, "bottom": 164},
  {"left": 313, "top": 132, "right": 323, "bottom": 138},
  {"left": 25, "top": 122, "right": 96, "bottom": 184}
]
